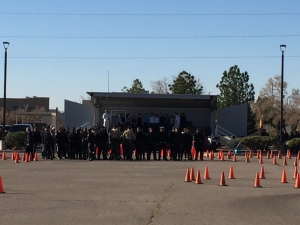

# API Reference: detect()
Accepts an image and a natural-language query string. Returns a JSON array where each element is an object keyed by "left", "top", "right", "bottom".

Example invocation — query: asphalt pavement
[{"left": 0, "top": 153, "right": 300, "bottom": 225}]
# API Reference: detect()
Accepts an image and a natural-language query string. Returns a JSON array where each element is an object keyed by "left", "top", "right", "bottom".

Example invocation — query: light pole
[
  {"left": 279, "top": 44, "right": 286, "bottom": 152},
  {"left": 2, "top": 42, "right": 9, "bottom": 139}
]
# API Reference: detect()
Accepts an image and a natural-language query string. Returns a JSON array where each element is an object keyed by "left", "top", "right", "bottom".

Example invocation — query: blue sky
[{"left": 0, "top": 0, "right": 299, "bottom": 111}]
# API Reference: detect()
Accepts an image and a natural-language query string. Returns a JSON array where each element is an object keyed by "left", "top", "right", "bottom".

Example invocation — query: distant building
[{"left": 0, "top": 96, "right": 49, "bottom": 113}]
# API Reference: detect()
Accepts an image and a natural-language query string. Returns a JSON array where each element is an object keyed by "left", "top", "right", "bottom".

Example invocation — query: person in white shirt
[
  {"left": 102, "top": 110, "right": 110, "bottom": 131},
  {"left": 174, "top": 113, "right": 180, "bottom": 129}
]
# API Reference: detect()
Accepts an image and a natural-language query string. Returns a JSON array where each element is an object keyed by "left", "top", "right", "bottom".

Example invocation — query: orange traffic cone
[
  {"left": 220, "top": 152, "right": 224, "bottom": 161},
  {"left": 244, "top": 151, "right": 247, "bottom": 158},
  {"left": 206, "top": 150, "right": 209, "bottom": 158},
  {"left": 1, "top": 151, "right": 6, "bottom": 160},
  {"left": 22, "top": 153, "right": 26, "bottom": 161},
  {"left": 14, "top": 152, "right": 20, "bottom": 163},
  {"left": 203, "top": 166, "right": 211, "bottom": 179},
  {"left": 287, "top": 150, "right": 291, "bottom": 159},
  {"left": 266, "top": 151, "right": 270, "bottom": 159},
  {"left": 190, "top": 167, "right": 196, "bottom": 181},
  {"left": 283, "top": 156, "right": 287, "bottom": 166},
  {"left": 185, "top": 168, "right": 191, "bottom": 182},
  {"left": 25, "top": 153, "right": 30, "bottom": 162},
  {"left": 227, "top": 150, "right": 231, "bottom": 159},
  {"left": 249, "top": 150, "right": 253, "bottom": 158},
  {"left": 253, "top": 172, "right": 262, "bottom": 188},
  {"left": 256, "top": 151, "right": 260, "bottom": 159},
  {"left": 297, "top": 151, "right": 300, "bottom": 160},
  {"left": 278, "top": 151, "right": 282, "bottom": 159},
  {"left": 259, "top": 166, "right": 266, "bottom": 179},
  {"left": 33, "top": 152, "right": 38, "bottom": 161},
  {"left": 245, "top": 153, "right": 250, "bottom": 163},
  {"left": 219, "top": 171, "right": 228, "bottom": 186},
  {"left": 232, "top": 154, "right": 237, "bottom": 162},
  {"left": 209, "top": 151, "right": 213, "bottom": 160},
  {"left": 270, "top": 151, "right": 273, "bottom": 159},
  {"left": 11, "top": 151, "right": 15, "bottom": 160},
  {"left": 294, "top": 158, "right": 298, "bottom": 167},
  {"left": 272, "top": 156, "right": 277, "bottom": 165},
  {"left": 281, "top": 169, "right": 288, "bottom": 183},
  {"left": 295, "top": 173, "right": 300, "bottom": 188},
  {"left": 228, "top": 166, "right": 235, "bottom": 179},
  {"left": 0, "top": 176, "right": 4, "bottom": 193},
  {"left": 259, "top": 155, "right": 263, "bottom": 164},
  {"left": 195, "top": 170, "right": 203, "bottom": 184},
  {"left": 293, "top": 166, "right": 298, "bottom": 179}
]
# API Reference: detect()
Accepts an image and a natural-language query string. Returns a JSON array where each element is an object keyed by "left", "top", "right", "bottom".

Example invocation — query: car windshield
[{"left": 9, "top": 125, "right": 30, "bottom": 133}]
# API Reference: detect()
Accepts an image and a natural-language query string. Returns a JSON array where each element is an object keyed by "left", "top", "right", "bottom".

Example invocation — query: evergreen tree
[
  {"left": 169, "top": 71, "right": 203, "bottom": 94},
  {"left": 216, "top": 65, "right": 256, "bottom": 134},
  {"left": 122, "top": 79, "right": 149, "bottom": 93}
]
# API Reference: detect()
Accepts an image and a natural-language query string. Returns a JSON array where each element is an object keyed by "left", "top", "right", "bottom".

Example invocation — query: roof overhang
[{"left": 87, "top": 92, "right": 218, "bottom": 100}]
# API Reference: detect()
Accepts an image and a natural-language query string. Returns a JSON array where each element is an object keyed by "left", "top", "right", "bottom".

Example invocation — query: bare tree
[{"left": 151, "top": 77, "right": 169, "bottom": 94}]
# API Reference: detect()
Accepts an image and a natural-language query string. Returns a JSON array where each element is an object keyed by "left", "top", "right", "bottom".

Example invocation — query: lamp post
[
  {"left": 2, "top": 42, "right": 9, "bottom": 139},
  {"left": 279, "top": 44, "right": 286, "bottom": 152}
]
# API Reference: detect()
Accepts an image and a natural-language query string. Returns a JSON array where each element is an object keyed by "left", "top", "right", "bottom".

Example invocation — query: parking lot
[{"left": 1, "top": 152, "right": 300, "bottom": 225}]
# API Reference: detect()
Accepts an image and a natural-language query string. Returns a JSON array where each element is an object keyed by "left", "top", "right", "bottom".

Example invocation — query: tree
[
  {"left": 216, "top": 65, "right": 256, "bottom": 134},
  {"left": 216, "top": 65, "right": 255, "bottom": 108},
  {"left": 168, "top": 71, "right": 203, "bottom": 94},
  {"left": 122, "top": 79, "right": 149, "bottom": 94},
  {"left": 151, "top": 77, "right": 169, "bottom": 94},
  {"left": 253, "top": 75, "right": 300, "bottom": 133}
]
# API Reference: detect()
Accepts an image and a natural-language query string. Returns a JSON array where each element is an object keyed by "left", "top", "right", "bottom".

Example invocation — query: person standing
[
  {"left": 158, "top": 127, "right": 168, "bottom": 160},
  {"left": 56, "top": 128, "right": 64, "bottom": 160},
  {"left": 169, "top": 127, "right": 182, "bottom": 161},
  {"left": 44, "top": 128, "right": 53, "bottom": 160},
  {"left": 102, "top": 110, "right": 110, "bottom": 132},
  {"left": 109, "top": 125, "right": 121, "bottom": 160},
  {"left": 146, "top": 127, "right": 157, "bottom": 160},
  {"left": 135, "top": 127, "right": 146, "bottom": 160},
  {"left": 122, "top": 126, "right": 136, "bottom": 161},
  {"left": 25, "top": 127, "right": 34, "bottom": 157},
  {"left": 82, "top": 127, "right": 89, "bottom": 160},
  {"left": 32, "top": 126, "right": 41, "bottom": 157},
  {"left": 174, "top": 113, "right": 180, "bottom": 129},
  {"left": 182, "top": 128, "right": 193, "bottom": 160},
  {"left": 50, "top": 127, "right": 56, "bottom": 159},
  {"left": 87, "top": 128, "right": 96, "bottom": 161},
  {"left": 193, "top": 128, "right": 205, "bottom": 161},
  {"left": 68, "top": 127, "right": 78, "bottom": 160}
]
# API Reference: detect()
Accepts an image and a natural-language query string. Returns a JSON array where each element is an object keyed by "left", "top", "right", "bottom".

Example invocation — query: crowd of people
[{"left": 24, "top": 110, "right": 211, "bottom": 161}]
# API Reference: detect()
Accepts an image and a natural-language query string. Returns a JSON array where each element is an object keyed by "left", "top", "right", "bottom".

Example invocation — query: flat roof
[
  {"left": 15, "top": 112, "right": 56, "bottom": 116},
  {"left": 87, "top": 92, "right": 218, "bottom": 100}
]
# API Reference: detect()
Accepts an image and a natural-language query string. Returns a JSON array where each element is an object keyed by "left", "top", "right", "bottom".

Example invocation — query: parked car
[
  {"left": 8, "top": 124, "right": 33, "bottom": 133},
  {"left": 0, "top": 125, "right": 12, "bottom": 132}
]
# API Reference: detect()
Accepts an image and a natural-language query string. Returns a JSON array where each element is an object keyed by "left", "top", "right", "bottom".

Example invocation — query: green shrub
[
  {"left": 286, "top": 138, "right": 300, "bottom": 151},
  {"left": 241, "top": 135, "right": 276, "bottom": 151},
  {"left": 4, "top": 131, "right": 26, "bottom": 150}
]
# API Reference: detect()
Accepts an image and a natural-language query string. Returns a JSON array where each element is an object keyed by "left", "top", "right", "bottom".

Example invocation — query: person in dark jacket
[
  {"left": 25, "top": 127, "right": 34, "bottom": 157},
  {"left": 193, "top": 128, "right": 205, "bottom": 160},
  {"left": 68, "top": 127, "right": 78, "bottom": 160},
  {"left": 32, "top": 126, "right": 41, "bottom": 156},
  {"left": 56, "top": 128, "right": 64, "bottom": 160},
  {"left": 82, "top": 127, "right": 89, "bottom": 160},
  {"left": 135, "top": 127, "right": 146, "bottom": 160},
  {"left": 182, "top": 128, "right": 193, "bottom": 160},
  {"left": 169, "top": 127, "right": 182, "bottom": 161},
  {"left": 146, "top": 127, "right": 157, "bottom": 160},
  {"left": 87, "top": 128, "right": 96, "bottom": 161},
  {"left": 158, "top": 127, "right": 168, "bottom": 160},
  {"left": 44, "top": 128, "right": 53, "bottom": 160}
]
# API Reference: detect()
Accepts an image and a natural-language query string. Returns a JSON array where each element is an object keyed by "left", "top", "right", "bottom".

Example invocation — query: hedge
[
  {"left": 285, "top": 138, "right": 300, "bottom": 151},
  {"left": 240, "top": 136, "right": 276, "bottom": 151},
  {"left": 4, "top": 131, "right": 27, "bottom": 150}
]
